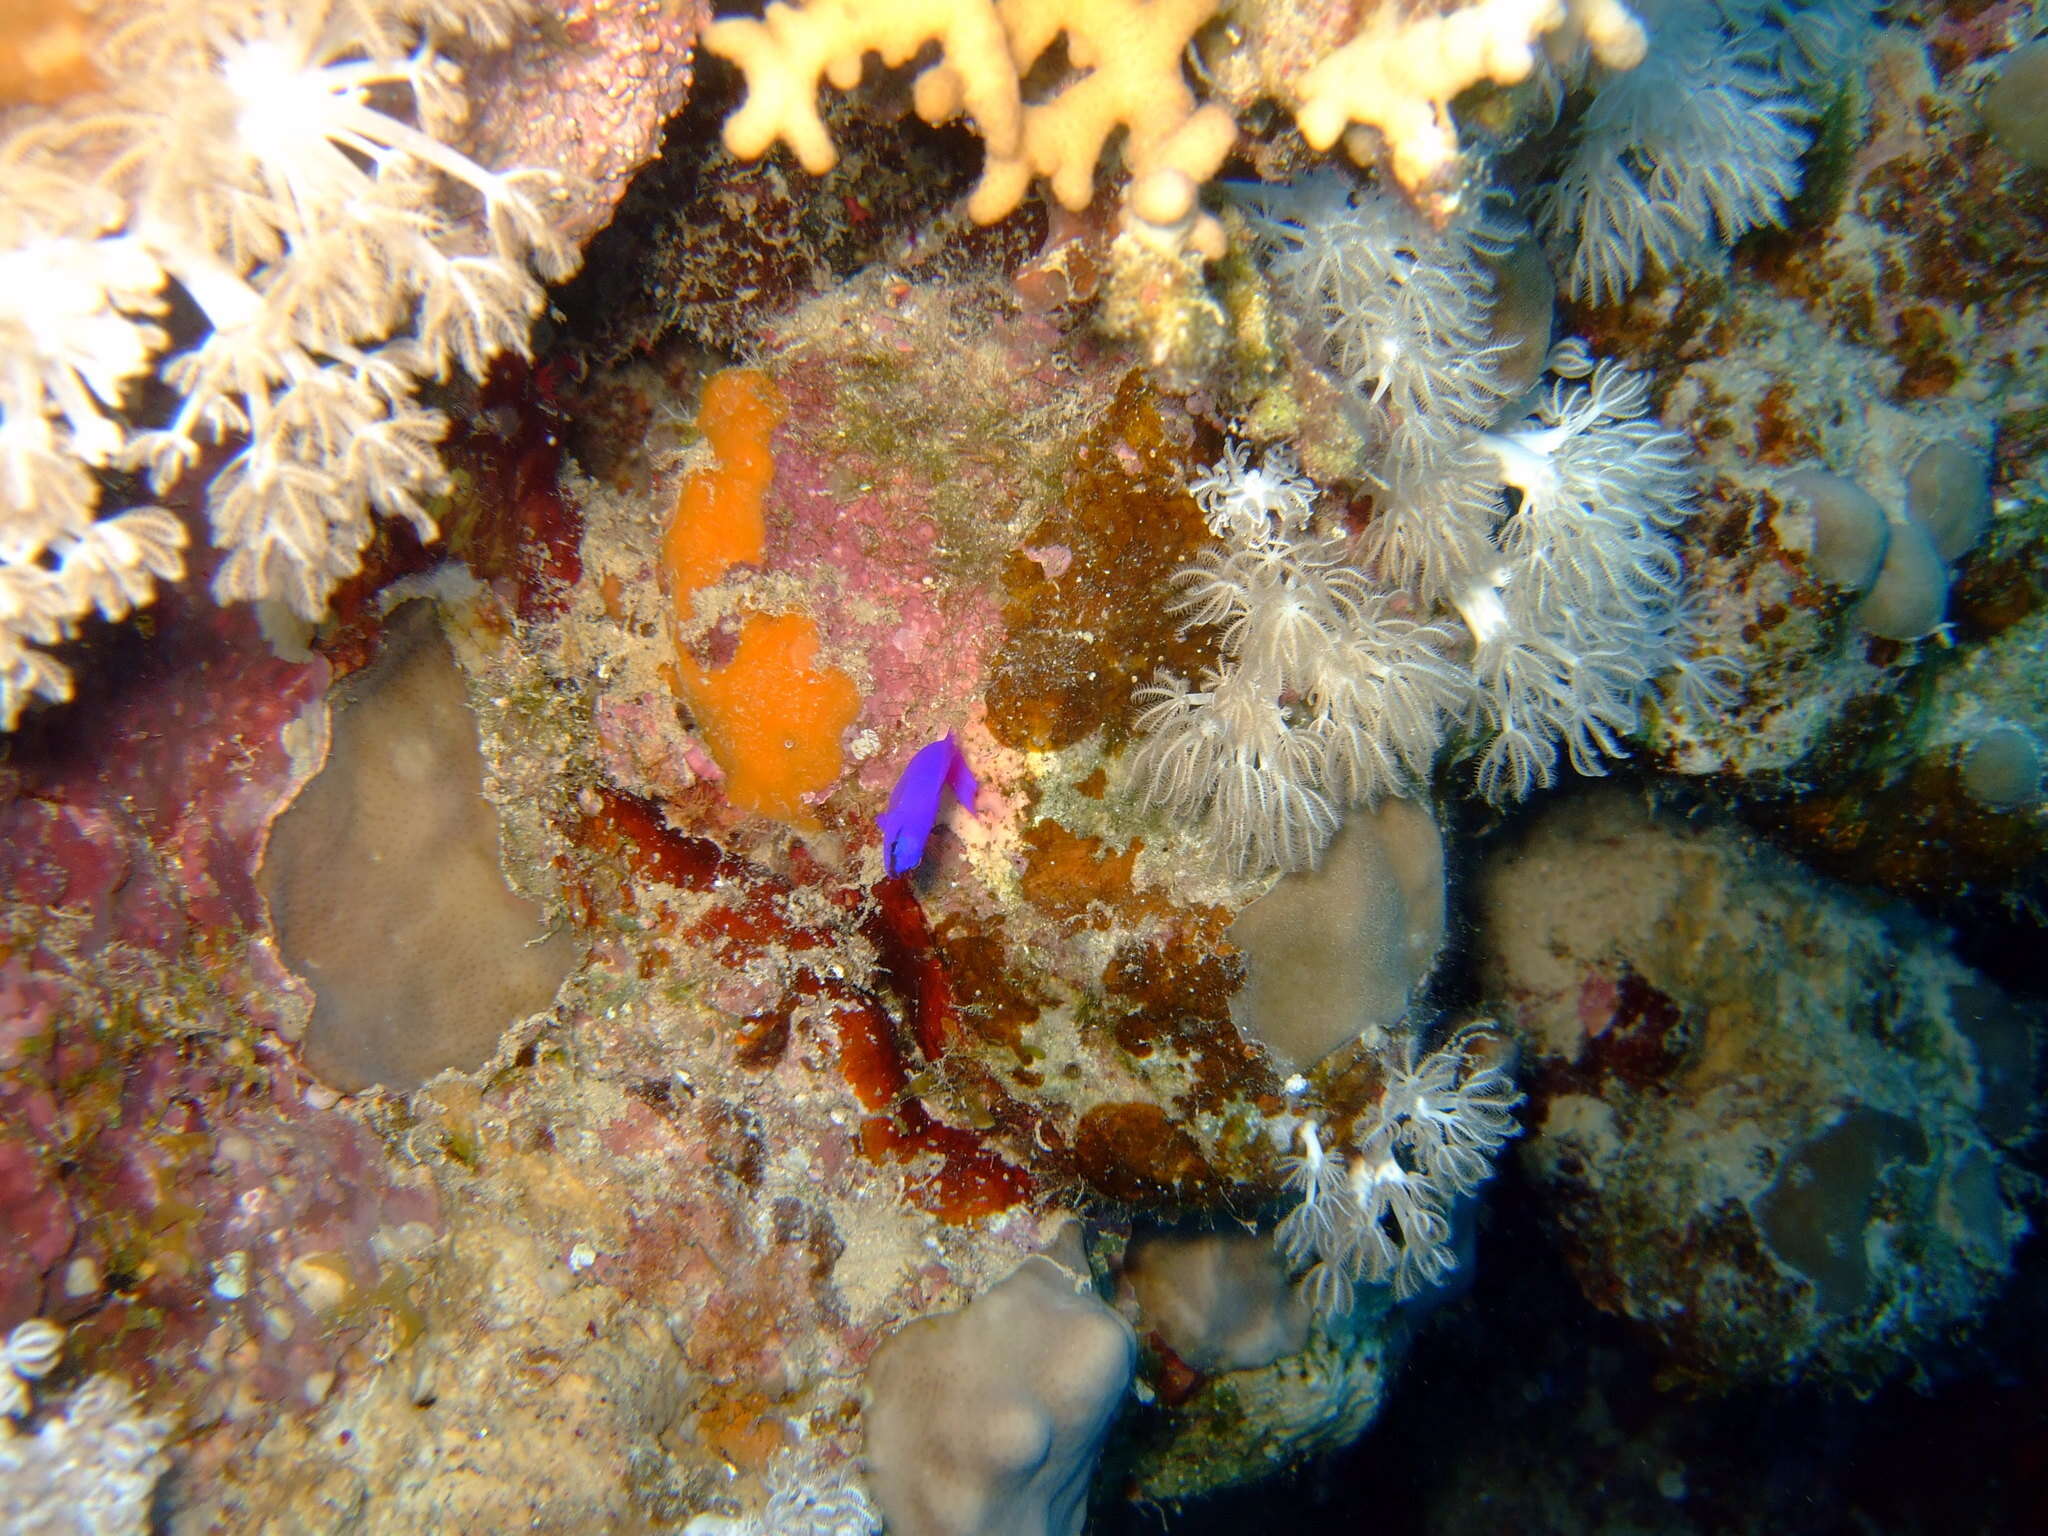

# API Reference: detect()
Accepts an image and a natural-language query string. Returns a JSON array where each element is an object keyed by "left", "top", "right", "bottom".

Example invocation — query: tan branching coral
[
  {"left": 709, "top": 0, "right": 1649, "bottom": 251},
  {"left": 706, "top": 0, "right": 1024, "bottom": 184},
  {"left": 708, "top": 0, "right": 1233, "bottom": 254},
  {"left": 1293, "top": 0, "right": 1647, "bottom": 199},
  {"left": 983, "top": 0, "right": 1234, "bottom": 254}
]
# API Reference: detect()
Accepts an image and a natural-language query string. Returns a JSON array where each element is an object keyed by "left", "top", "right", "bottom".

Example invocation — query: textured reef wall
[{"left": 2, "top": 2, "right": 2046, "bottom": 1534}]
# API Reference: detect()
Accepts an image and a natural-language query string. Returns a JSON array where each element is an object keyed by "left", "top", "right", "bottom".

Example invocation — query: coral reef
[
  {"left": 1, "top": 0, "right": 2044, "bottom": 1532},
  {"left": 1129, "top": 442, "right": 1467, "bottom": 872},
  {"left": 1290, "top": 0, "right": 1647, "bottom": 202},
  {"left": 1135, "top": 362, "right": 1717, "bottom": 868},
  {"left": 0, "top": 1319, "right": 65, "bottom": 1421},
  {"left": 1978, "top": 34, "right": 2048, "bottom": 169},
  {"left": 1479, "top": 790, "right": 2035, "bottom": 1390},
  {"left": 1626, "top": 0, "right": 2048, "bottom": 938},
  {"left": 459, "top": 0, "right": 713, "bottom": 247},
  {"left": 0, "top": 0, "right": 596, "bottom": 727},
  {"left": 1120, "top": 1279, "right": 1403, "bottom": 1505}
]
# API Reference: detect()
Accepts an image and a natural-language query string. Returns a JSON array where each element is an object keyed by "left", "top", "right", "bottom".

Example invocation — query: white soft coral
[
  {"left": 0, "top": 201, "right": 187, "bottom": 724},
  {"left": 0, "top": 0, "right": 572, "bottom": 725},
  {"left": 1131, "top": 445, "right": 1466, "bottom": 875},
  {"left": 1460, "top": 361, "right": 1708, "bottom": 798},
  {"left": 1367, "top": 355, "right": 1719, "bottom": 804},
  {"left": 1135, "top": 355, "right": 1716, "bottom": 862},
  {"left": 1277, "top": 1029, "right": 1524, "bottom": 1314},
  {"left": 1240, "top": 173, "right": 1518, "bottom": 477},
  {"left": 1540, "top": 0, "right": 1812, "bottom": 303},
  {"left": 1187, "top": 440, "right": 1318, "bottom": 543},
  {"left": 110, "top": 0, "right": 575, "bottom": 615},
  {"left": 684, "top": 1446, "right": 880, "bottom": 1536}
]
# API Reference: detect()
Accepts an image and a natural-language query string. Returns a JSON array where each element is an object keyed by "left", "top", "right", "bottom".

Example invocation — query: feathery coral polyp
[
  {"left": 1277, "top": 1030, "right": 1523, "bottom": 1313},
  {"left": 0, "top": 0, "right": 573, "bottom": 726}
]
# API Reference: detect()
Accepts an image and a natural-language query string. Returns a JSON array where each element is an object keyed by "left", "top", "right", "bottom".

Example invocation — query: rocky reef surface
[{"left": 2, "top": 3, "right": 2045, "bottom": 1534}]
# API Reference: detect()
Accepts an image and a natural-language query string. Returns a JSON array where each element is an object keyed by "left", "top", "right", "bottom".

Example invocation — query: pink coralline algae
[
  {"left": 754, "top": 280, "right": 1122, "bottom": 795},
  {"left": 0, "top": 563, "right": 440, "bottom": 1434},
  {"left": 460, "top": 0, "right": 711, "bottom": 248},
  {"left": 0, "top": 587, "right": 324, "bottom": 940}
]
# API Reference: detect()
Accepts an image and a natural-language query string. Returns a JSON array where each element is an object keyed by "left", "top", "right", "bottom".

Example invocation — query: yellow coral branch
[
  {"left": 706, "top": 0, "right": 1232, "bottom": 252},
  {"left": 994, "top": 0, "right": 1226, "bottom": 224},
  {"left": 1293, "top": 0, "right": 1646, "bottom": 196},
  {"left": 705, "top": 0, "right": 1647, "bottom": 253},
  {"left": 705, "top": 0, "right": 1021, "bottom": 175}
]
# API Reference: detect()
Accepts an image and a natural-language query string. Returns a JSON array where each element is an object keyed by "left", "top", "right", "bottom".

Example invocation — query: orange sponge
[
  {"left": 663, "top": 368, "right": 784, "bottom": 598},
  {"left": 675, "top": 613, "right": 862, "bottom": 825},
  {"left": 664, "top": 369, "right": 861, "bottom": 826}
]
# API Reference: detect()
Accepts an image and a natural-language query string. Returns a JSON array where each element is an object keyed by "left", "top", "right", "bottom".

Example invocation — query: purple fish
[{"left": 877, "top": 733, "right": 980, "bottom": 877}]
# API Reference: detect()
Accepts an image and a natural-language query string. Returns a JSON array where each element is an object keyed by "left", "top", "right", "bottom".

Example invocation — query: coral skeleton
[
  {"left": 0, "top": 0, "right": 574, "bottom": 728},
  {"left": 1277, "top": 1030, "right": 1524, "bottom": 1314}
]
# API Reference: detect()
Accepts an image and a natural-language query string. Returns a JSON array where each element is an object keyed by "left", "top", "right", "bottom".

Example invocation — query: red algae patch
[
  {"left": 1073, "top": 1103, "right": 1221, "bottom": 1204},
  {"left": 1019, "top": 821, "right": 1142, "bottom": 922}
]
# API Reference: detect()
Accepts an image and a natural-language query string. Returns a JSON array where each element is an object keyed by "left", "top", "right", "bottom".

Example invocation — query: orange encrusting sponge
[
  {"left": 663, "top": 368, "right": 862, "bottom": 826},
  {"left": 662, "top": 369, "right": 781, "bottom": 596},
  {"left": 674, "top": 614, "right": 861, "bottom": 826}
]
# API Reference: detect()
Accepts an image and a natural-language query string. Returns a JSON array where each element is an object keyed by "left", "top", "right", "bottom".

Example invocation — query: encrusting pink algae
[{"left": 1, "top": 3, "right": 2046, "bottom": 1534}]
